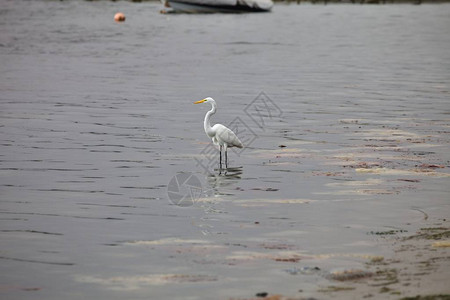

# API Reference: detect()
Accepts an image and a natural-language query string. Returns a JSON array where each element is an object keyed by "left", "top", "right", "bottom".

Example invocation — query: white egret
[{"left": 194, "top": 97, "right": 243, "bottom": 168}]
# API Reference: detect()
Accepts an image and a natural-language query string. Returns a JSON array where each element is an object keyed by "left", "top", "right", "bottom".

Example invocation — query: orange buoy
[{"left": 114, "top": 12, "right": 126, "bottom": 22}]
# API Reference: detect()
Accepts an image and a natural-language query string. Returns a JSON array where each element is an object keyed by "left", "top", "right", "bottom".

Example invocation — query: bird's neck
[{"left": 204, "top": 102, "right": 216, "bottom": 137}]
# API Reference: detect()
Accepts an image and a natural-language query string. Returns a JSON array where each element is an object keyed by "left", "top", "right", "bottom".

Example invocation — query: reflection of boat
[{"left": 161, "top": 0, "right": 273, "bottom": 13}]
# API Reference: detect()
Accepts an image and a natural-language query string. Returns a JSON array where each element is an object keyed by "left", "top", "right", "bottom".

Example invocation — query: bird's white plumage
[
  {"left": 194, "top": 97, "right": 243, "bottom": 167},
  {"left": 211, "top": 124, "right": 243, "bottom": 148}
]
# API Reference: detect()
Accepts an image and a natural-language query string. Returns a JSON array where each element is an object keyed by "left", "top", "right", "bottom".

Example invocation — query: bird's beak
[{"left": 194, "top": 99, "right": 206, "bottom": 104}]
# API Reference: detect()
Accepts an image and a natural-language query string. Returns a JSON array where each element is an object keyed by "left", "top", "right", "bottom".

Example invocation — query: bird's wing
[{"left": 213, "top": 124, "right": 243, "bottom": 148}]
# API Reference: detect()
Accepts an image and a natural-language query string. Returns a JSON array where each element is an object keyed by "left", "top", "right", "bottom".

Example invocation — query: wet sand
[{"left": 1, "top": 1, "right": 450, "bottom": 299}]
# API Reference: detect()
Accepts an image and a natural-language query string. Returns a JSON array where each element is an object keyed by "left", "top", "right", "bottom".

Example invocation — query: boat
[{"left": 160, "top": 0, "right": 273, "bottom": 13}]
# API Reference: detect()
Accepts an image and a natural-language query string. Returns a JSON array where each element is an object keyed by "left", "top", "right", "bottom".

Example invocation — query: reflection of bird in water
[
  {"left": 194, "top": 97, "right": 243, "bottom": 169},
  {"left": 206, "top": 167, "right": 243, "bottom": 196}
]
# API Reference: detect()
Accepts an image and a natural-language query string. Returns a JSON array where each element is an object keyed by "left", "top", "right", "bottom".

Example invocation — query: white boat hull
[{"left": 162, "top": 0, "right": 273, "bottom": 13}]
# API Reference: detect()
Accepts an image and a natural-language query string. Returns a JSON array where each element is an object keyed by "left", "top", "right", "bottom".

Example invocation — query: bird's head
[{"left": 194, "top": 97, "right": 215, "bottom": 105}]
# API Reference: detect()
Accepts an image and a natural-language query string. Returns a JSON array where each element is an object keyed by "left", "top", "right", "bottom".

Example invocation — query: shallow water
[{"left": 1, "top": 1, "right": 450, "bottom": 299}]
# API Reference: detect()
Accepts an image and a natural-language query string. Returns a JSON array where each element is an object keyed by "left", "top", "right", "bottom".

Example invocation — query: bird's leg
[
  {"left": 219, "top": 145, "right": 222, "bottom": 170},
  {"left": 223, "top": 144, "right": 228, "bottom": 169},
  {"left": 225, "top": 148, "right": 228, "bottom": 169}
]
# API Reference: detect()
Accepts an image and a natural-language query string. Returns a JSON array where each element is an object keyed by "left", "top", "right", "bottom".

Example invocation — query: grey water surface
[{"left": 1, "top": 1, "right": 449, "bottom": 299}]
